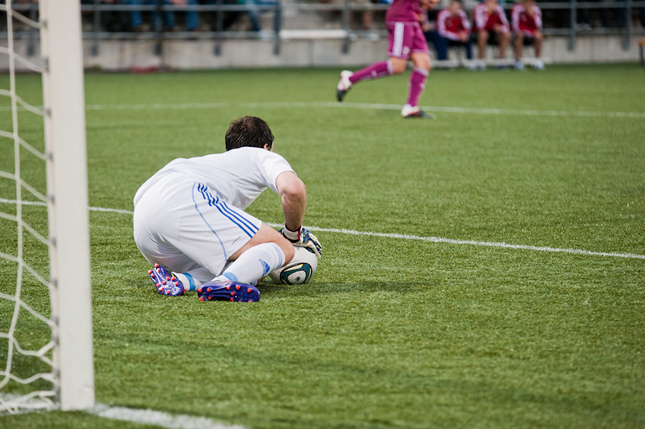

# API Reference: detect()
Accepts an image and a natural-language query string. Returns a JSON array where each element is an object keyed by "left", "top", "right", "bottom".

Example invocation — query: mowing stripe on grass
[
  {"left": 79, "top": 101, "right": 645, "bottom": 119},
  {"left": 2, "top": 198, "right": 643, "bottom": 260}
]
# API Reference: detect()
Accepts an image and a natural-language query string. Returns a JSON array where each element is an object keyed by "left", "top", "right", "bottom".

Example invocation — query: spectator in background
[
  {"left": 473, "top": 0, "right": 510, "bottom": 69},
  {"left": 82, "top": 0, "right": 131, "bottom": 32},
  {"left": 202, "top": 0, "right": 269, "bottom": 36},
  {"left": 421, "top": 2, "right": 443, "bottom": 61},
  {"left": 435, "top": 0, "right": 473, "bottom": 65},
  {"left": 321, "top": 0, "right": 382, "bottom": 40},
  {"left": 124, "top": 0, "right": 200, "bottom": 32},
  {"left": 239, "top": 0, "right": 264, "bottom": 34},
  {"left": 615, "top": 0, "right": 645, "bottom": 30},
  {"left": 355, "top": 0, "right": 378, "bottom": 40},
  {"left": 511, "top": 0, "right": 544, "bottom": 70},
  {"left": 202, "top": 0, "right": 243, "bottom": 31},
  {"left": 577, "top": 0, "right": 611, "bottom": 30}
]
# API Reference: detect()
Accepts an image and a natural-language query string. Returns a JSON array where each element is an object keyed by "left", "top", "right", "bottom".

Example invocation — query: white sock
[
  {"left": 172, "top": 272, "right": 201, "bottom": 292},
  {"left": 213, "top": 242, "right": 285, "bottom": 285}
]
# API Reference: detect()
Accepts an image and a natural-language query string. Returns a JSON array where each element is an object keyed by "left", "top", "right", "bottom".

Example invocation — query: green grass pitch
[{"left": 0, "top": 63, "right": 644, "bottom": 428}]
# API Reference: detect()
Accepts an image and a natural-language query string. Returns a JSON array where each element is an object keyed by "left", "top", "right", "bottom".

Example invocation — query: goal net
[{"left": 0, "top": 0, "right": 94, "bottom": 413}]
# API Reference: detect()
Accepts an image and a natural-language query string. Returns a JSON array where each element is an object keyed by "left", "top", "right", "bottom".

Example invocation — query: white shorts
[{"left": 133, "top": 174, "right": 262, "bottom": 282}]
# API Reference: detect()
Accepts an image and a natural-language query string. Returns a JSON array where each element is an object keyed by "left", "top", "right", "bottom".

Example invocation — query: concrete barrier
[{"left": 1, "top": 34, "right": 642, "bottom": 72}]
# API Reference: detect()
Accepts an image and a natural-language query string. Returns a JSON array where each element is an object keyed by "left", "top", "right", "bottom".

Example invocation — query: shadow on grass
[
  {"left": 257, "top": 280, "right": 437, "bottom": 298},
  {"left": 123, "top": 274, "right": 436, "bottom": 301}
]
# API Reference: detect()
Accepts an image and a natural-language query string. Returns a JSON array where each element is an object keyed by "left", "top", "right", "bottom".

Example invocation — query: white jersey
[
  {"left": 134, "top": 147, "right": 295, "bottom": 210},
  {"left": 133, "top": 146, "right": 296, "bottom": 281}
]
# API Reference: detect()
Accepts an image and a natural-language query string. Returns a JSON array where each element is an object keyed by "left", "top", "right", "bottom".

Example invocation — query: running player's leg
[
  {"left": 336, "top": 21, "right": 409, "bottom": 101},
  {"left": 401, "top": 25, "right": 434, "bottom": 119},
  {"left": 350, "top": 21, "right": 413, "bottom": 82},
  {"left": 406, "top": 53, "right": 430, "bottom": 107},
  {"left": 336, "top": 61, "right": 394, "bottom": 101}
]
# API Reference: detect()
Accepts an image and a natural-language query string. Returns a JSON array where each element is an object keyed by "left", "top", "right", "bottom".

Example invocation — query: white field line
[
  {"left": 83, "top": 101, "right": 645, "bottom": 119},
  {"left": 299, "top": 226, "right": 645, "bottom": 260},
  {"left": 1, "top": 198, "right": 643, "bottom": 260},
  {"left": 88, "top": 404, "right": 246, "bottom": 429},
  {"left": 1, "top": 101, "right": 644, "bottom": 118},
  {"left": 0, "top": 394, "right": 243, "bottom": 429}
]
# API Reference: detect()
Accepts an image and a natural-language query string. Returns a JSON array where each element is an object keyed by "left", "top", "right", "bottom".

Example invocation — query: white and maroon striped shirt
[
  {"left": 473, "top": 3, "right": 509, "bottom": 32},
  {"left": 437, "top": 8, "right": 471, "bottom": 40},
  {"left": 511, "top": 3, "right": 542, "bottom": 35}
]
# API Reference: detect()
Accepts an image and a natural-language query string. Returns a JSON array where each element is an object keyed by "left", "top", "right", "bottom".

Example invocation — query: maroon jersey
[
  {"left": 511, "top": 3, "right": 542, "bottom": 35},
  {"left": 386, "top": 0, "right": 423, "bottom": 24},
  {"left": 473, "top": 3, "right": 510, "bottom": 32},
  {"left": 437, "top": 8, "right": 471, "bottom": 40}
]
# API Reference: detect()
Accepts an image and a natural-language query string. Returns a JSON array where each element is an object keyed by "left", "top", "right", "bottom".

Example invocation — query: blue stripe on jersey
[
  {"left": 198, "top": 183, "right": 219, "bottom": 206},
  {"left": 213, "top": 201, "right": 257, "bottom": 238},
  {"left": 195, "top": 183, "right": 258, "bottom": 239},
  {"left": 191, "top": 183, "right": 228, "bottom": 260},
  {"left": 218, "top": 200, "right": 259, "bottom": 236}
]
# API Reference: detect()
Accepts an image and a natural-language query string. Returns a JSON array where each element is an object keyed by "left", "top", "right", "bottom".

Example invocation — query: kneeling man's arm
[
  {"left": 275, "top": 171, "right": 323, "bottom": 257},
  {"left": 276, "top": 171, "right": 306, "bottom": 232}
]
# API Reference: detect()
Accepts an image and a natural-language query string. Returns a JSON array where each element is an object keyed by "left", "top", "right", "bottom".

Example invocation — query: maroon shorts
[{"left": 387, "top": 22, "right": 430, "bottom": 59}]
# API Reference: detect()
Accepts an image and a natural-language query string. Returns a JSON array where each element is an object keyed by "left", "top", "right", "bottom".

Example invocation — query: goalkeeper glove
[{"left": 280, "top": 225, "right": 322, "bottom": 258}]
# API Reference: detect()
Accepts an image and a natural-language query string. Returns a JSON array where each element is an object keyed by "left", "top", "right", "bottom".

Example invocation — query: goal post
[{"left": 39, "top": 0, "right": 95, "bottom": 411}]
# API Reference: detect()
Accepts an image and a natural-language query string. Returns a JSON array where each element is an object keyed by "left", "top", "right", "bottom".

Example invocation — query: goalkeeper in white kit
[{"left": 132, "top": 116, "right": 322, "bottom": 302}]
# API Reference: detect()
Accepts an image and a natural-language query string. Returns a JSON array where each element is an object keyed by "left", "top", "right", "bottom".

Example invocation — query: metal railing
[{"left": 1, "top": 1, "right": 644, "bottom": 57}]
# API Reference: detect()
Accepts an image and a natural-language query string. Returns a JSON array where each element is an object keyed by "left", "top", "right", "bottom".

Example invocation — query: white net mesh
[{"left": 0, "top": 1, "right": 57, "bottom": 414}]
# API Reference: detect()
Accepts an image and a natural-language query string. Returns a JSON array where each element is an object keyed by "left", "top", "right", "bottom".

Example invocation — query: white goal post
[
  {"left": 39, "top": 0, "right": 95, "bottom": 411},
  {"left": 0, "top": 0, "right": 94, "bottom": 412}
]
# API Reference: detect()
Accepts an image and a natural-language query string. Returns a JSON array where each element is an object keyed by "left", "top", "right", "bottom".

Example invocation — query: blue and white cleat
[
  {"left": 148, "top": 263, "right": 185, "bottom": 296},
  {"left": 197, "top": 281, "right": 260, "bottom": 303}
]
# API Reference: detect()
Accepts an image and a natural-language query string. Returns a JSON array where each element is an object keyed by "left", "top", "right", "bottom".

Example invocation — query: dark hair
[{"left": 225, "top": 116, "right": 274, "bottom": 151}]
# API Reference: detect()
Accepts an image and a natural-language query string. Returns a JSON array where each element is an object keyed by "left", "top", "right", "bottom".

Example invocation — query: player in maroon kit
[
  {"left": 436, "top": 0, "right": 473, "bottom": 66},
  {"left": 473, "top": 0, "right": 511, "bottom": 69},
  {"left": 336, "top": 0, "right": 439, "bottom": 119},
  {"left": 511, "top": 0, "right": 544, "bottom": 70}
]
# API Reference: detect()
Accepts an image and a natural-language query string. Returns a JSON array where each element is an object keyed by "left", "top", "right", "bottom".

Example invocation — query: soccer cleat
[
  {"left": 404, "top": 110, "right": 436, "bottom": 119},
  {"left": 514, "top": 61, "right": 525, "bottom": 70},
  {"left": 197, "top": 281, "right": 260, "bottom": 303},
  {"left": 401, "top": 104, "right": 436, "bottom": 120},
  {"left": 533, "top": 59, "right": 545, "bottom": 70},
  {"left": 148, "top": 263, "right": 185, "bottom": 296},
  {"left": 336, "top": 70, "right": 353, "bottom": 102}
]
